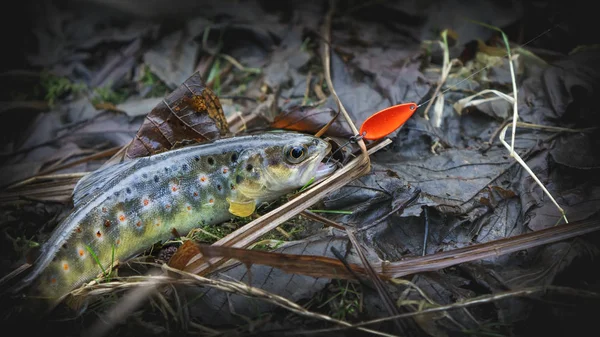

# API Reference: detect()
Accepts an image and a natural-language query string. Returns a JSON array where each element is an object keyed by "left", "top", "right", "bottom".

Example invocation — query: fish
[{"left": 17, "top": 132, "right": 336, "bottom": 307}]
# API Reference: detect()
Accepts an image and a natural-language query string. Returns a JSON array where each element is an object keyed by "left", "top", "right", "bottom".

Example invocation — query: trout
[{"left": 18, "top": 132, "right": 335, "bottom": 306}]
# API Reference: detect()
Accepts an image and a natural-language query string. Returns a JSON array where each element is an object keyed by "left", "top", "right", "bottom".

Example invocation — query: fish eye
[{"left": 285, "top": 145, "right": 307, "bottom": 164}]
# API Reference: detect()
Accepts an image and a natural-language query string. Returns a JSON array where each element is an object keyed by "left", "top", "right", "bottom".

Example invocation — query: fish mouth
[
  {"left": 314, "top": 141, "right": 337, "bottom": 181},
  {"left": 315, "top": 161, "right": 337, "bottom": 181}
]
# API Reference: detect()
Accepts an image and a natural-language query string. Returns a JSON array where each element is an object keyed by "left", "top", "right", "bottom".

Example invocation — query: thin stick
[
  {"left": 321, "top": 0, "right": 369, "bottom": 158},
  {"left": 499, "top": 124, "right": 568, "bottom": 223}
]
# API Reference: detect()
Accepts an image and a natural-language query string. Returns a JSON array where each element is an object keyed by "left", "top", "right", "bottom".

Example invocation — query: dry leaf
[
  {"left": 270, "top": 106, "right": 354, "bottom": 138},
  {"left": 125, "top": 72, "right": 229, "bottom": 159}
]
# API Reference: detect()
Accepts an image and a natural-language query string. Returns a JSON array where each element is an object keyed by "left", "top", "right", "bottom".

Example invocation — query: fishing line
[{"left": 416, "top": 24, "right": 560, "bottom": 109}]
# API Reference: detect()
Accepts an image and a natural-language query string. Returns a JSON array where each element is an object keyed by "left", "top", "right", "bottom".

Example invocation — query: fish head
[{"left": 233, "top": 133, "right": 336, "bottom": 201}]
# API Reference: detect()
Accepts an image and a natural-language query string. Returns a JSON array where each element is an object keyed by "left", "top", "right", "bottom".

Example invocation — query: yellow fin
[{"left": 226, "top": 197, "right": 256, "bottom": 217}]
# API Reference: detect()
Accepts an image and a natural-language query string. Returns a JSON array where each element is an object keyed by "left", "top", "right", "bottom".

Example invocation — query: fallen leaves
[{"left": 125, "top": 72, "right": 229, "bottom": 158}]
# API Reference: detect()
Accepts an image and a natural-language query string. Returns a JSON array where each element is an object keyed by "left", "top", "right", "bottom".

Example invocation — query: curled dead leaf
[
  {"left": 168, "top": 240, "right": 202, "bottom": 270},
  {"left": 126, "top": 72, "right": 229, "bottom": 159},
  {"left": 270, "top": 106, "right": 354, "bottom": 138}
]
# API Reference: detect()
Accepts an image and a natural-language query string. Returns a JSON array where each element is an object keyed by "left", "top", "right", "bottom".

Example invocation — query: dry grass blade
[
  {"left": 422, "top": 29, "right": 459, "bottom": 127},
  {"left": 84, "top": 265, "right": 398, "bottom": 337},
  {"left": 294, "top": 285, "right": 600, "bottom": 335},
  {"left": 162, "top": 265, "right": 396, "bottom": 337},
  {"left": 0, "top": 174, "right": 86, "bottom": 205},
  {"left": 321, "top": 0, "right": 369, "bottom": 157},
  {"left": 37, "top": 146, "right": 122, "bottom": 176}
]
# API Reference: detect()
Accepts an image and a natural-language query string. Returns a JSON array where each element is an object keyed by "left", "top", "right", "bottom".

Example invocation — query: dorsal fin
[{"left": 72, "top": 159, "right": 138, "bottom": 207}]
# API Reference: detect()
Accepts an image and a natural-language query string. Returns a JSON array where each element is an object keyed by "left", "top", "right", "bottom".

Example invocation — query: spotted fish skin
[{"left": 20, "top": 132, "right": 334, "bottom": 305}]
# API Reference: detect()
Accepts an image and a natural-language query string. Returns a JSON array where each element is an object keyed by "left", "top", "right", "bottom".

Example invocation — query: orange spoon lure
[{"left": 359, "top": 102, "right": 418, "bottom": 141}]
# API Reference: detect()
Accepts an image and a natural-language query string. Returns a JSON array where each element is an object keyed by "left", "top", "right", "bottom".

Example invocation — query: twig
[{"left": 321, "top": 0, "right": 369, "bottom": 158}]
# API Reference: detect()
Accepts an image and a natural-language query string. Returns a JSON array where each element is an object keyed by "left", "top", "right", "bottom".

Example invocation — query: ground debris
[{"left": 2, "top": 1, "right": 600, "bottom": 336}]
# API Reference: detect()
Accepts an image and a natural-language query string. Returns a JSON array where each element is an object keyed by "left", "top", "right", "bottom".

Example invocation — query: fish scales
[{"left": 20, "top": 132, "right": 335, "bottom": 306}]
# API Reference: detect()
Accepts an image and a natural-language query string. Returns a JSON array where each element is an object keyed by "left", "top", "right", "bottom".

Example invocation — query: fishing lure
[{"left": 17, "top": 132, "right": 336, "bottom": 307}]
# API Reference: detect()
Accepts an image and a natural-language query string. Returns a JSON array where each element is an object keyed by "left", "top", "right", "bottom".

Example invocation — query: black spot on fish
[
  {"left": 207, "top": 157, "right": 215, "bottom": 166},
  {"left": 194, "top": 156, "right": 200, "bottom": 162},
  {"left": 114, "top": 191, "right": 120, "bottom": 197},
  {"left": 231, "top": 153, "right": 238, "bottom": 163},
  {"left": 182, "top": 164, "right": 188, "bottom": 171},
  {"left": 142, "top": 173, "right": 148, "bottom": 179},
  {"left": 126, "top": 187, "right": 132, "bottom": 194},
  {"left": 246, "top": 164, "right": 253, "bottom": 172},
  {"left": 154, "top": 175, "right": 160, "bottom": 183},
  {"left": 62, "top": 243, "right": 67, "bottom": 249},
  {"left": 164, "top": 167, "right": 170, "bottom": 173},
  {"left": 217, "top": 184, "right": 222, "bottom": 191},
  {"left": 236, "top": 175, "right": 244, "bottom": 184}
]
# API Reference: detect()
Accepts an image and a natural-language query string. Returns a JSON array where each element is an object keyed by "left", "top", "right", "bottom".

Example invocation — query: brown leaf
[
  {"left": 270, "top": 106, "right": 354, "bottom": 138},
  {"left": 168, "top": 240, "right": 202, "bottom": 271},
  {"left": 125, "top": 72, "right": 229, "bottom": 159}
]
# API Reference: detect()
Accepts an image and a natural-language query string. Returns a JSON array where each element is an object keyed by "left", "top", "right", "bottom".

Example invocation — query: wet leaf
[
  {"left": 125, "top": 72, "right": 229, "bottom": 159},
  {"left": 270, "top": 106, "right": 353, "bottom": 138},
  {"left": 180, "top": 235, "right": 349, "bottom": 325},
  {"left": 116, "top": 97, "right": 164, "bottom": 117},
  {"left": 143, "top": 30, "right": 200, "bottom": 89},
  {"left": 263, "top": 26, "right": 311, "bottom": 89}
]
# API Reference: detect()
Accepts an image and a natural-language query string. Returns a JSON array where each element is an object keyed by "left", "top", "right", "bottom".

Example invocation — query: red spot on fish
[
  {"left": 143, "top": 199, "right": 150, "bottom": 206},
  {"left": 155, "top": 222, "right": 161, "bottom": 227},
  {"left": 222, "top": 168, "right": 228, "bottom": 174},
  {"left": 165, "top": 204, "right": 171, "bottom": 209},
  {"left": 50, "top": 278, "right": 57, "bottom": 284},
  {"left": 171, "top": 185, "right": 178, "bottom": 192},
  {"left": 116, "top": 239, "right": 121, "bottom": 245},
  {"left": 102, "top": 207, "right": 108, "bottom": 213},
  {"left": 63, "top": 263, "right": 69, "bottom": 271},
  {"left": 76, "top": 226, "right": 82, "bottom": 233},
  {"left": 193, "top": 191, "right": 199, "bottom": 197},
  {"left": 104, "top": 220, "right": 111, "bottom": 228},
  {"left": 78, "top": 249, "right": 85, "bottom": 257},
  {"left": 187, "top": 205, "right": 192, "bottom": 211},
  {"left": 200, "top": 176, "right": 207, "bottom": 182},
  {"left": 209, "top": 198, "right": 214, "bottom": 204},
  {"left": 136, "top": 221, "right": 142, "bottom": 227},
  {"left": 118, "top": 214, "right": 126, "bottom": 222},
  {"left": 96, "top": 231, "right": 102, "bottom": 238}
]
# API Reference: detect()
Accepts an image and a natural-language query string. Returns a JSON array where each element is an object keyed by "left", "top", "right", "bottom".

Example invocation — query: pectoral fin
[{"left": 226, "top": 197, "right": 256, "bottom": 217}]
